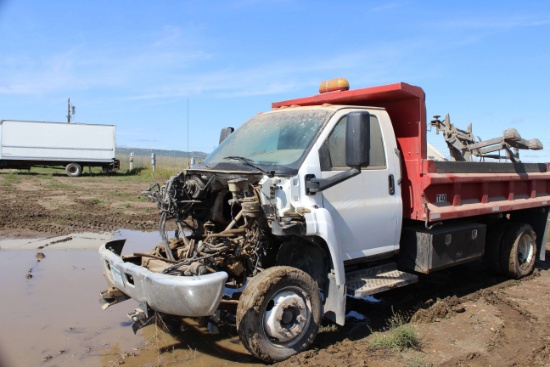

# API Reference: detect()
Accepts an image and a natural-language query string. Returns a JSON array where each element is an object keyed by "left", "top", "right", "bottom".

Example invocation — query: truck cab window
[{"left": 321, "top": 114, "right": 386, "bottom": 171}]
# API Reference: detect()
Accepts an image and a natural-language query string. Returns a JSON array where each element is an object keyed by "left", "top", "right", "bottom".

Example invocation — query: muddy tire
[
  {"left": 484, "top": 220, "right": 508, "bottom": 274},
  {"left": 236, "top": 266, "right": 321, "bottom": 363},
  {"left": 499, "top": 223, "right": 537, "bottom": 279},
  {"left": 65, "top": 163, "right": 82, "bottom": 177}
]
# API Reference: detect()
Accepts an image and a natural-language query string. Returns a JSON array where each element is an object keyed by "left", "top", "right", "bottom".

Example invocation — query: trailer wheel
[
  {"left": 484, "top": 220, "right": 508, "bottom": 274},
  {"left": 65, "top": 163, "right": 82, "bottom": 177},
  {"left": 500, "top": 223, "right": 537, "bottom": 279},
  {"left": 236, "top": 266, "right": 321, "bottom": 363}
]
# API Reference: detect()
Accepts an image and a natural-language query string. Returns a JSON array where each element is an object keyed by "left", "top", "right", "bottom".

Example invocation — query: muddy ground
[
  {"left": 1, "top": 171, "right": 550, "bottom": 367},
  {"left": 0, "top": 171, "right": 159, "bottom": 236}
]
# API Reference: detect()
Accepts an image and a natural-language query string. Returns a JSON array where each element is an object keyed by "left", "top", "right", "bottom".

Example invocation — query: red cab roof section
[{"left": 272, "top": 81, "right": 428, "bottom": 162}]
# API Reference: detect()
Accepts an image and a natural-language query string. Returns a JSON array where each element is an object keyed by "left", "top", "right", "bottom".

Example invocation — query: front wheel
[
  {"left": 500, "top": 223, "right": 537, "bottom": 279},
  {"left": 236, "top": 266, "right": 322, "bottom": 363}
]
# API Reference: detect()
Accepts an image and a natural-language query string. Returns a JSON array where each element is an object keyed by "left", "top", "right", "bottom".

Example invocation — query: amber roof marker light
[{"left": 319, "top": 78, "right": 350, "bottom": 93}]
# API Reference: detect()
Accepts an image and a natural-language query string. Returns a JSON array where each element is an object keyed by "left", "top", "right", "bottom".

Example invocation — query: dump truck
[
  {"left": 98, "top": 79, "right": 550, "bottom": 362},
  {"left": 0, "top": 120, "right": 119, "bottom": 176}
]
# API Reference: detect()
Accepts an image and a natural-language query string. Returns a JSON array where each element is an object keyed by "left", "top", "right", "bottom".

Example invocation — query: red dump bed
[{"left": 273, "top": 82, "right": 550, "bottom": 222}]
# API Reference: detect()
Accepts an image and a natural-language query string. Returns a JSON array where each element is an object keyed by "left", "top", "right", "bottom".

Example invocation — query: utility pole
[
  {"left": 67, "top": 98, "right": 75, "bottom": 123},
  {"left": 187, "top": 97, "right": 190, "bottom": 167}
]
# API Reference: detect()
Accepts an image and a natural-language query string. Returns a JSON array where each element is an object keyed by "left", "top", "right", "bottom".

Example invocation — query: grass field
[{"left": 0, "top": 149, "right": 206, "bottom": 181}]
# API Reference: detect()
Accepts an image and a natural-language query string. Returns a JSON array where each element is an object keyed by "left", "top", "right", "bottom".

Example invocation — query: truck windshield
[{"left": 204, "top": 109, "right": 331, "bottom": 173}]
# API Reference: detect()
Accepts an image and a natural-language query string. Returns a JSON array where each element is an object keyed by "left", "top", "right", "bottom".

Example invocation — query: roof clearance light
[{"left": 319, "top": 78, "right": 350, "bottom": 94}]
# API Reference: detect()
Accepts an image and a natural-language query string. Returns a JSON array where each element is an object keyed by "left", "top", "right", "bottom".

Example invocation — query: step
[{"left": 346, "top": 262, "right": 418, "bottom": 298}]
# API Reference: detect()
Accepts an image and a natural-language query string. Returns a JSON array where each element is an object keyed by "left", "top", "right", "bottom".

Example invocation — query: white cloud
[{"left": 0, "top": 25, "right": 211, "bottom": 96}]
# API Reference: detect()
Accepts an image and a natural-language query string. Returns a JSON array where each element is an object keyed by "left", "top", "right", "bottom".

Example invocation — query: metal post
[
  {"left": 129, "top": 152, "right": 134, "bottom": 171},
  {"left": 67, "top": 98, "right": 75, "bottom": 123},
  {"left": 67, "top": 98, "right": 71, "bottom": 123},
  {"left": 151, "top": 153, "right": 156, "bottom": 172}
]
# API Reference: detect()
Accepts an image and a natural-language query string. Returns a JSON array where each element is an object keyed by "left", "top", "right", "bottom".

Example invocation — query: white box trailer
[{"left": 0, "top": 120, "right": 120, "bottom": 177}]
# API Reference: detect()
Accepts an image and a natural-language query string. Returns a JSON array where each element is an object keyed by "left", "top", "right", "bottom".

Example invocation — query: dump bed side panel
[{"left": 419, "top": 160, "right": 550, "bottom": 221}]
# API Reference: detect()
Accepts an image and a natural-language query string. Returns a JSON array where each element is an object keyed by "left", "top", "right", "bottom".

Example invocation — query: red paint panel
[{"left": 424, "top": 171, "right": 550, "bottom": 220}]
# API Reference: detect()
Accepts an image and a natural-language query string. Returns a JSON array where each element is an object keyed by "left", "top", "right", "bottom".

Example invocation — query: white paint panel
[{"left": 0, "top": 120, "right": 115, "bottom": 162}]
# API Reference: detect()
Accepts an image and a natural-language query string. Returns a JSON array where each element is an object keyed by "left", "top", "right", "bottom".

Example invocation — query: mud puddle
[{"left": 0, "top": 230, "right": 262, "bottom": 367}]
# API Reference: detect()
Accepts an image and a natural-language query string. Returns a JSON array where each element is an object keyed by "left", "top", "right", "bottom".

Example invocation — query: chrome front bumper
[{"left": 99, "top": 239, "right": 228, "bottom": 317}]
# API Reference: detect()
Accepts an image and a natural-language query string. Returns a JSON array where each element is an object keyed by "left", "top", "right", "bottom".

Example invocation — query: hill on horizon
[{"left": 116, "top": 147, "right": 209, "bottom": 159}]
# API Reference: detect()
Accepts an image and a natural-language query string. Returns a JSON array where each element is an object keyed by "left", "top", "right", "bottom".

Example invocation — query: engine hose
[{"left": 159, "top": 212, "right": 176, "bottom": 261}]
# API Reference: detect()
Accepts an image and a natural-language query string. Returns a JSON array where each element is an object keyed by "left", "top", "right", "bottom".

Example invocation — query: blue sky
[{"left": 1, "top": 0, "right": 549, "bottom": 161}]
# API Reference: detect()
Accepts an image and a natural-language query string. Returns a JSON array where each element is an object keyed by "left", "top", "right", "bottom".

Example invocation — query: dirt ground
[
  {"left": 1, "top": 171, "right": 550, "bottom": 367},
  {"left": 0, "top": 171, "right": 159, "bottom": 237}
]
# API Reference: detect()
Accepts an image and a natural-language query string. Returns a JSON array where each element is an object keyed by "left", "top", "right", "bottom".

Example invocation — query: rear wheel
[
  {"left": 236, "top": 266, "right": 321, "bottom": 363},
  {"left": 500, "top": 223, "right": 537, "bottom": 278},
  {"left": 65, "top": 162, "right": 82, "bottom": 177}
]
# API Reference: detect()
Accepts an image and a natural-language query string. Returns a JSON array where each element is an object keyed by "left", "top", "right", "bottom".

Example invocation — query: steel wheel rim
[
  {"left": 263, "top": 286, "right": 312, "bottom": 346},
  {"left": 517, "top": 234, "right": 535, "bottom": 269}
]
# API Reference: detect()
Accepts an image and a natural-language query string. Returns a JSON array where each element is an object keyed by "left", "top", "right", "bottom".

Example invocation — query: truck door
[{"left": 319, "top": 112, "right": 402, "bottom": 260}]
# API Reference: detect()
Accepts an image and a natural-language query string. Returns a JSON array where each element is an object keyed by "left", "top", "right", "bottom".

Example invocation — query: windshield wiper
[{"left": 223, "top": 156, "right": 274, "bottom": 176}]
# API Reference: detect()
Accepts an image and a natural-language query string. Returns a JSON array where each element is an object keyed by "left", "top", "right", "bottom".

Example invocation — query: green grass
[
  {"left": 107, "top": 189, "right": 147, "bottom": 203},
  {"left": 89, "top": 198, "right": 101, "bottom": 205},
  {"left": 403, "top": 355, "right": 432, "bottom": 367},
  {"left": 1, "top": 173, "right": 22, "bottom": 186},
  {"left": 318, "top": 323, "right": 339, "bottom": 334},
  {"left": 370, "top": 325, "right": 420, "bottom": 351},
  {"left": 369, "top": 310, "right": 421, "bottom": 352},
  {"left": 0, "top": 153, "right": 194, "bottom": 181},
  {"left": 49, "top": 179, "right": 72, "bottom": 189},
  {"left": 134, "top": 166, "right": 183, "bottom": 180}
]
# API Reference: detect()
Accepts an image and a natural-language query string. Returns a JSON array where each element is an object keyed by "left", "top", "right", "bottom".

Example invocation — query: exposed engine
[{"left": 141, "top": 171, "right": 273, "bottom": 288}]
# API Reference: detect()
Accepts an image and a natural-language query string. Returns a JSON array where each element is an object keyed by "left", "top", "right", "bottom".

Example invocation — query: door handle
[{"left": 389, "top": 174, "right": 395, "bottom": 195}]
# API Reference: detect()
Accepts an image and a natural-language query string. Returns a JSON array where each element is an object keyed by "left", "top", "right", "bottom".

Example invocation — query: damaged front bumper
[{"left": 99, "top": 239, "right": 228, "bottom": 317}]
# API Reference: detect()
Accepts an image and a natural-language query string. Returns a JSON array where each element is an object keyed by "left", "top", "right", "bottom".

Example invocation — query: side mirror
[
  {"left": 346, "top": 111, "right": 370, "bottom": 168},
  {"left": 219, "top": 127, "right": 235, "bottom": 144},
  {"left": 305, "top": 111, "right": 371, "bottom": 194}
]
